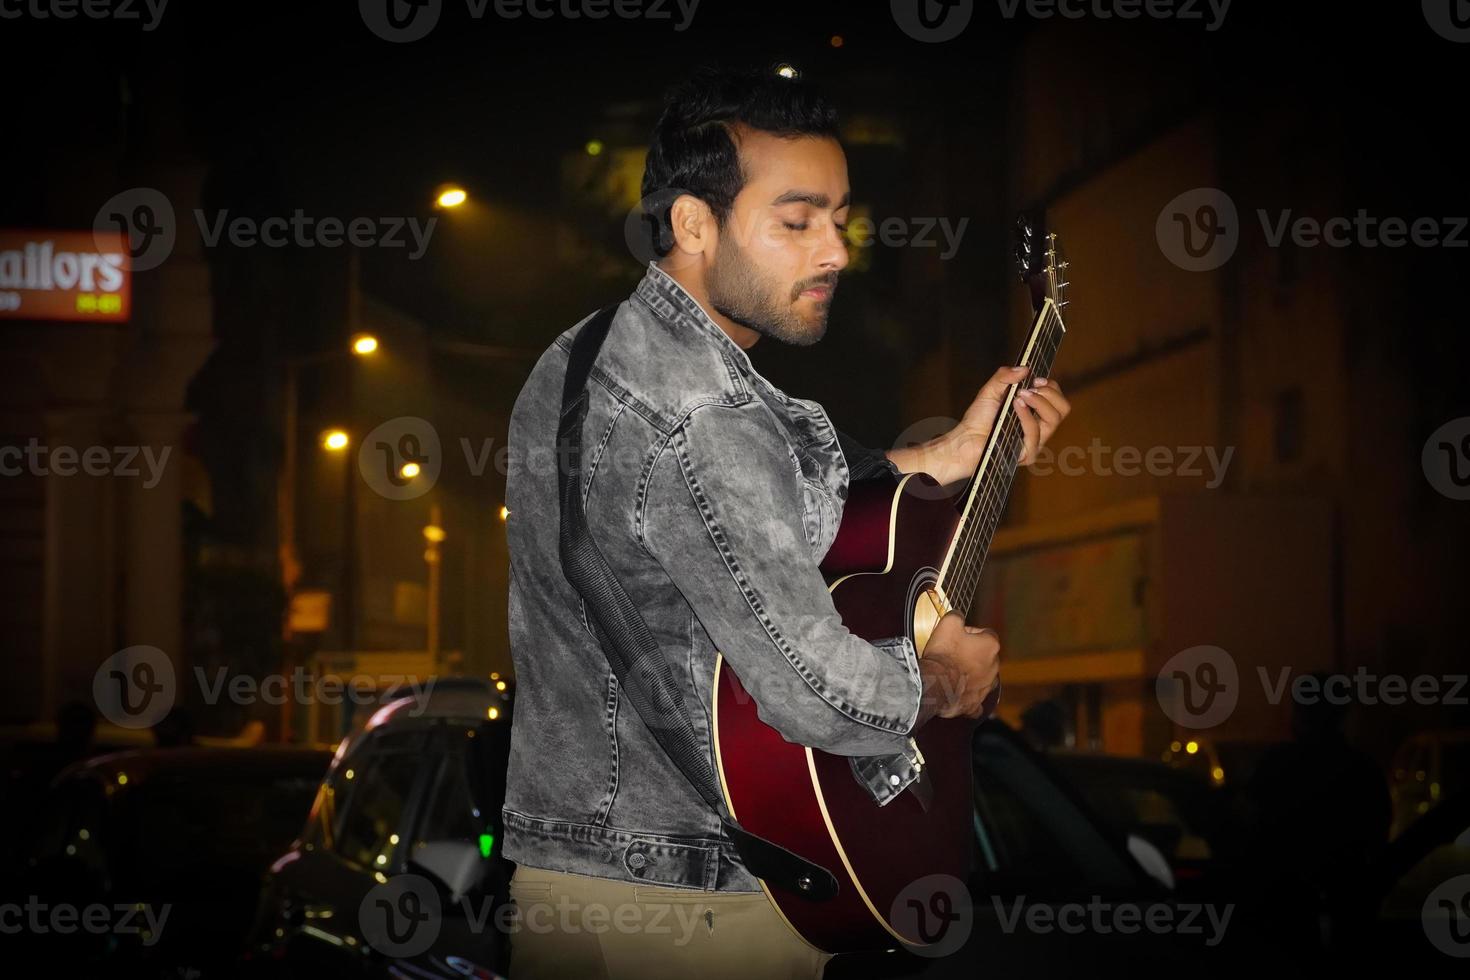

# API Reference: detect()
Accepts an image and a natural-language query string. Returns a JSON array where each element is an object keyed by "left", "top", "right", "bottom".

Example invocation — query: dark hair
[{"left": 639, "top": 64, "right": 841, "bottom": 258}]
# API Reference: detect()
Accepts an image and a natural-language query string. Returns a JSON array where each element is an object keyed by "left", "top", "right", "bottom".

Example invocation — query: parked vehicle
[
  {"left": 243, "top": 678, "right": 513, "bottom": 979},
  {"left": 1043, "top": 749, "right": 1223, "bottom": 882},
  {"left": 1389, "top": 729, "right": 1470, "bottom": 839},
  {"left": 5, "top": 745, "right": 333, "bottom": 978}
]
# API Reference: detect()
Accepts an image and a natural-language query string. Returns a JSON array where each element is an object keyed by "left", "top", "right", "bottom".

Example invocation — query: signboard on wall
[{"left": 0, "top": 230, "right": 131, "bottom": 322}]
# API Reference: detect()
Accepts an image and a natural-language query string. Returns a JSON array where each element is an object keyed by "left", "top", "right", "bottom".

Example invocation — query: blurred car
[
  {"left": 243, "top": 678, "right": 513, "bottom": 979},
  {"left": 1332, "top": 789, "right": 1470, "bottom": 964},
  {"left": 1389, "top": 729, "right": 1470, "bottom": 839},
  {"left": 827, "top": 722, "right": 1302, "bottom": 979},
  {"left": 6, "top": 744, "right": 333, "bottom": 978},
  {"left": 1159, "top": 735, "right": 1226, "bottom": 787},
  {"left": 1042, "top": 749, "right": 1223, "bottom": 882}
]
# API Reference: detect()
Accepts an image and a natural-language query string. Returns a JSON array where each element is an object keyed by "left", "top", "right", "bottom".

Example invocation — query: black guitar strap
[{"left": 556, "top": 302, "right": 838, "bottom": 902}]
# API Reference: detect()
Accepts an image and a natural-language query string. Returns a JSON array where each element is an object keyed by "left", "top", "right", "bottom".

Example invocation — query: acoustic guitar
[{"left": 712, "top": 214, "right": 1070, "bottom": 952}]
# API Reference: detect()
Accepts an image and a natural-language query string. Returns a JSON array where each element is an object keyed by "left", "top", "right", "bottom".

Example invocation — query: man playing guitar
[{"left": 502, "top": 63, "right": 1071, "bottom": 978}]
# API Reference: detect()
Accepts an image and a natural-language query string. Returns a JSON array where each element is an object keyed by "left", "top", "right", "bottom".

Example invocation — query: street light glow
[
  {"left": 322, "top": 429, "right": 349, "bottom": 451},
  {"left": 351, "top": 334, "right": 379, "bottom": 356},
  {"left": 436, "top": 184, "right": 468, "bottom": 209},
  {"left": 400, "top": 461, "right": 421, "bottom": 479}
]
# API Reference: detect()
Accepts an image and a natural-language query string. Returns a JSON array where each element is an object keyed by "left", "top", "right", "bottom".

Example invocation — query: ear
[{"left": 667, "top": 193, "right": 715, "bottom": 265}]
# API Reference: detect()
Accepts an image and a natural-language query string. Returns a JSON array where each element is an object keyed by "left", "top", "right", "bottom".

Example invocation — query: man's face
[{"left": 704, "top": 128, "right": 851, "bottom": 346}]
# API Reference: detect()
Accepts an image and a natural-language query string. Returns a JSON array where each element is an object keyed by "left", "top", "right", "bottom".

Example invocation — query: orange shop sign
[{"left": 0, "top": 230, "right": 131, "bottom": 322}]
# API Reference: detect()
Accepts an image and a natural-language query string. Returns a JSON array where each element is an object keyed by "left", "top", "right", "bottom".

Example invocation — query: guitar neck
[{"left": 937, "top": 298, "right": 1066, "bottom": 619}]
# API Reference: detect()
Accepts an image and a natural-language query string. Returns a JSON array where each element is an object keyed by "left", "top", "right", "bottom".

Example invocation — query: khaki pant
[{"left": 507, "top": 865, "right": 833, "bottom": 979}]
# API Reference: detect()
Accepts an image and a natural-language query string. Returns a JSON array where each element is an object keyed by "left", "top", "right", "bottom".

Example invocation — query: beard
[{"left": 706, "top": 229, "right": 836, "bottom": 347}]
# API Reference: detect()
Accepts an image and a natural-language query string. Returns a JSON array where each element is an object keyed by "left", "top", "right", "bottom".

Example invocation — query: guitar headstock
[{"left": 1013, "top": 211, "right": 1069, "bottom": 317}]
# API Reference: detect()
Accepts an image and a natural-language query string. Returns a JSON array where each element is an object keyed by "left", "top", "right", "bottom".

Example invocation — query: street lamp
[
  {"left": 435, "top": 184, "right": 468, "bottom": 210},
  {"left": 278, "top": 333, "right": 383, "bottom": 743},
  {"left": 423, "top": 507, "right": 445, "bottom": 661}
]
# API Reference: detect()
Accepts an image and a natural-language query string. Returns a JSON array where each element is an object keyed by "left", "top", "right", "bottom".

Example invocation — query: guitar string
[
  {"left": 952, "top": 317, "right": 1061, "bottom": 609},
  {"left": 946, "top": 312, "right": 1060, "bottom": 601},
  {"left": 942, "top": 309, "right": 1062, "bottom": 614},
  {"left": 953, "top": 319, "right": 1059, "bottom": 609}
]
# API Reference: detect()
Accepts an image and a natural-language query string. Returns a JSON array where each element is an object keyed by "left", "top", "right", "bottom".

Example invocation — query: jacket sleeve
[
  {"left": 833, "top": 426, "right": 904, "bottom": 482},
  {"left": 641, "top": 399, "right": 924, "bottom": 760}
]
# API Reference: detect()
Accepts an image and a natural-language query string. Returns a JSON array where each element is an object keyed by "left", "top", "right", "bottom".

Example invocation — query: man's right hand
[{"left": 915, "top": 611, "right": 1001, "bottom": 726}]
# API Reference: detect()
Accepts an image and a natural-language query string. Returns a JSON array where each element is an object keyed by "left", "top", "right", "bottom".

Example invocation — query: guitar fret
[{"left": 941, "top": 303, "right": 1065, "bottom": 618}]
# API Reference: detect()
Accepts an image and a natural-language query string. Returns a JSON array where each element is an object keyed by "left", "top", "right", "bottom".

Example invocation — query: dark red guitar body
[
  {"left": 712, "top": 469, "right": 976, "bottom": 953},
  {"left": 714, "top": 217, "right": 1067, "bottom": 952}
]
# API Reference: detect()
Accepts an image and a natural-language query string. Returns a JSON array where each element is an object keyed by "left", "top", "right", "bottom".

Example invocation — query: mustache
[{"left": 792, "top": 274, "right": 840, "bottom": 300}]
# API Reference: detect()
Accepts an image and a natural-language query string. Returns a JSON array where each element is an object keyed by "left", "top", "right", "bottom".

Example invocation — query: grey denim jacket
[{"left": 502, "top": 263, "right": 924, "bottom": 892}]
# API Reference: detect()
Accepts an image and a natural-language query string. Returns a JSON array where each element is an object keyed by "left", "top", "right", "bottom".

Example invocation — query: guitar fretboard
[{"left": 940, "top": 300, "right": 1065, "bottom": 618}]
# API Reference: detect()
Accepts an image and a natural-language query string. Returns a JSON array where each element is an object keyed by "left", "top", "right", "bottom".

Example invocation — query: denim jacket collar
[{"left": 633, "top": 261, "right": 758, "bottom": 376}]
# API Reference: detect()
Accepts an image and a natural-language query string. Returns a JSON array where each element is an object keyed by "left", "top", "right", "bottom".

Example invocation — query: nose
[{"left": 815, "top": 215, "right": 849, "bottom": 273}]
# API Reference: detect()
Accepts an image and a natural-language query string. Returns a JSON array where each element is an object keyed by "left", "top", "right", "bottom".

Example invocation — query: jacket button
[{"left": 628, "top": 853, "right": 647, "bottom": 870}]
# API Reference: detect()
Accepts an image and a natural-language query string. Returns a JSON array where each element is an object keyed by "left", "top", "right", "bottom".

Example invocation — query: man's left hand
[{"left": 887, "top": 365, "right": 1072, "bottom": 486}]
